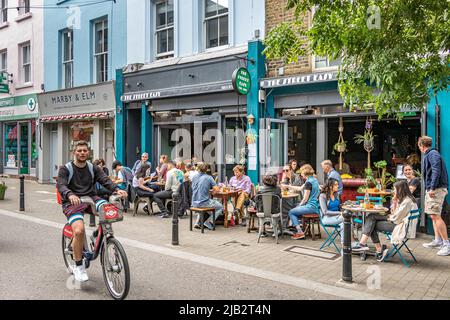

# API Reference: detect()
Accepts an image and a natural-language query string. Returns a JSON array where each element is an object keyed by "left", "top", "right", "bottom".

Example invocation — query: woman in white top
[{"left": 352, "top": 180, "right": 418, "bottom": 262}]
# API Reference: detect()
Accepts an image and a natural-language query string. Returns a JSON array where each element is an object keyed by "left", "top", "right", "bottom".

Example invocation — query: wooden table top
[
  {"left": 282, "top": 192, "right": 300, "bottom": 199},
  {"left": 342, "top": 205, "right": 389, "bottom": 214}
]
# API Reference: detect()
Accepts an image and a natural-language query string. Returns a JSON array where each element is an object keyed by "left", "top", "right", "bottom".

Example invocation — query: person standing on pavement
[
  {"left": 153, "top": 160, "right": 184, "bottom": 218},
  {"left": 419, "top": 136, "right": 450, "bottom": 256},
  {"left": 192, "top": 163, "right": 223, "bottom": 230},
  {"left": 321, "top": 160, "right": 343, "bottom": 197}
]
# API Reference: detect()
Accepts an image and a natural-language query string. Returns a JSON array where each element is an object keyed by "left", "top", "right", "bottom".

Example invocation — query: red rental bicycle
[{"left": 62, "top": 195, "right": 130, "bottom": 300}]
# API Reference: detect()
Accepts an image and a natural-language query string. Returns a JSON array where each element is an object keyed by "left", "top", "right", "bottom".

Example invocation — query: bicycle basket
[{"left": 98, "top": 203, "right": 123, "bottom": 223}]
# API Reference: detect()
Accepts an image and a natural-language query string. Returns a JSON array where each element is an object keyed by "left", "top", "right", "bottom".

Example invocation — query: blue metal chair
[
  {"left": 382, "top": 209, "right": 420, "bottom": 268},
  {"left": 319, "top": 209, "right": 341, "bottom": 254}
]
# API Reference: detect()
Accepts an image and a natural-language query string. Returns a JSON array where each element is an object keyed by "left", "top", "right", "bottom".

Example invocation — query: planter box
[{"left": 0, "top": 187, "right": 6, "bottom": 200}]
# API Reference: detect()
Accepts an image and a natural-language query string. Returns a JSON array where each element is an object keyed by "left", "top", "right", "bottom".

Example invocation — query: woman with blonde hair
[{"left": 288, "top": 164, "right": 320, "bottom": 240}]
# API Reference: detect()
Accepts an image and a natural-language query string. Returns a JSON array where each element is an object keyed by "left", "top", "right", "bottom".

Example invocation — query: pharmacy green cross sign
[
  {"left": 232, "top": 67, "right": 251, "bottom": 95},
  {"left": 0, "top": 72, "right": 9, "bottom": 94}
]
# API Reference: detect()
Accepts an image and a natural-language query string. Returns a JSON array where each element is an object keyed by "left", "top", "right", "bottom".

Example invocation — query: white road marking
[
  {"left": 36, "top": 191, "right": 57, "bottom": 195},
  {"left": 0, "top": 209, "right": 389, "bottom": 300}
]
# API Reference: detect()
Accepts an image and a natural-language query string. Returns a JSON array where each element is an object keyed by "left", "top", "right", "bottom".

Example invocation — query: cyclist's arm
[
  {"left": 56, "top": 166, "right": 75, "bottom": 200},
  {"left": 94, "top": 165, "right": 119, "bottom": 193}
]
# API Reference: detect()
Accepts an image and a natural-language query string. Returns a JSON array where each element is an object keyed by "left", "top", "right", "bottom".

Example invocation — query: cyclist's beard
[{"left": 74, "top": 155, "right": 88, "bottom": 165}]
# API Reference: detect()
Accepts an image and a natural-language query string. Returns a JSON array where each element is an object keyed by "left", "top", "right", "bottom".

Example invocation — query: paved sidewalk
[{"left": 1, "top": 177, "right": 449, "bottom": 300}]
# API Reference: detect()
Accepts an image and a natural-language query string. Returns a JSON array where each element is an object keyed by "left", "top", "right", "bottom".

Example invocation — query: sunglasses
[{"left": 283, "top": 169, "right": 290, "bottom": 172}]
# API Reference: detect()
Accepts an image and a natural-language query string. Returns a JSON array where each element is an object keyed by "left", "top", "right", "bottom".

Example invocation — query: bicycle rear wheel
[{"left": 101, "top": 237, "right": 130, "bottom": 300}]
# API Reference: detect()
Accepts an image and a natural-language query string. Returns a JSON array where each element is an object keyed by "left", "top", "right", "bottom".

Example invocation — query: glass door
[
  {"left": 259, "top": 118, "right": 288, "bottom": 178},
  {"left": 19, "top": 122, "right": 29, "bottom": 174}
]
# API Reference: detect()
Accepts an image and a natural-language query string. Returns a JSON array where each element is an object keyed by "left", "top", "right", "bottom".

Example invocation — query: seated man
[
  {"left": 191, "top": 162, "right": 223, "bottom": 230},
  {"left": 280, "top": 164, "right": 304, "bottom": 229},
  {"left": 57, "top": 141, "right": 127, "bottom": 283},
  {"left": 131, "top": 152, "right": 152, "bottom": 176},
  {"left": 228, "top": 165, "right": 253, "bottom": 226},
  {"left": 153, "top": 160, "right": 184, "bottom": 218},
  {"left": 111, "top": 160, "right": 133, "bottom": 191}
]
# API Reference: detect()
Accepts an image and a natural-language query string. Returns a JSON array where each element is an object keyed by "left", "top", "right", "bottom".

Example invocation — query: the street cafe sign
[{"left": 260, "top": 71, "right": 338, "bottom": 89}]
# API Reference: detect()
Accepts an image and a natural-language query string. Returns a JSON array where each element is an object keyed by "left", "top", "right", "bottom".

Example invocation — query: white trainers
[
  {"left": 437, "top": 245, "right": 450, "bottom": 256},
  {"left": 423, "top": 240, "right": 443, "bottom": 249},
  {"left": 73, "top": 264, "right": 89, "bottom": 282}
]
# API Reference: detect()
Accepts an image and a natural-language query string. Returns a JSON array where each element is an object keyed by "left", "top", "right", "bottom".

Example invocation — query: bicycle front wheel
[{"left": 101, "top": 237, "right": 130, "bottom": 300}]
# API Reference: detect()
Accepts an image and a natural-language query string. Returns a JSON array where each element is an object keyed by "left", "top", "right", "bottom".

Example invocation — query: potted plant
[
  {"left": 354, "top": 119, "right": 376, "bottom": 169},
  {"left": 0, "top": 180, "right": 7, "bottom": 200},
  {"left": 374, "top": 160, "right": 396, "bottom": 191},
  {"left": 357, "top": 167, "right": 377, "bottom": 194}
]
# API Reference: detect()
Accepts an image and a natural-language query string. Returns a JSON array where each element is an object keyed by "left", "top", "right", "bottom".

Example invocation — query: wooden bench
[
  {"left": 190, "top": 207, "right": 216, "bottom": 233},
  {"left": 302, "top": 214, "right": 322, "bottom": 240}
]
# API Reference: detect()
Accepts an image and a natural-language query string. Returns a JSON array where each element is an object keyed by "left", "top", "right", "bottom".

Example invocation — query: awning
[{"left": 40, "top": 111, "right": 112, "bottom": 123}]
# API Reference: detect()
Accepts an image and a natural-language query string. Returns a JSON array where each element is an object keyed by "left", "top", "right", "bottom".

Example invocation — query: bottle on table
[{"left": 364, "top": 189, "right": 370, "bottom": 208}]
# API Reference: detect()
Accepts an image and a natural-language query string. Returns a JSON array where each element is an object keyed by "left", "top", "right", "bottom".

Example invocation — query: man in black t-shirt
[{"left": 57, "top": 141, "right": 127, "bottom": 282}]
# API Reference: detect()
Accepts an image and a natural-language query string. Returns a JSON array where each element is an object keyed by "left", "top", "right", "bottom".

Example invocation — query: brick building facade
[{"left": 265, "top": 0, "right": 311, "bottom": 78}]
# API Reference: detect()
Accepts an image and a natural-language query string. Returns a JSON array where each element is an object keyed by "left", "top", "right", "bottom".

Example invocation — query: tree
[{"left": 263, "top": 0, "right": 450, "bottom": 118}]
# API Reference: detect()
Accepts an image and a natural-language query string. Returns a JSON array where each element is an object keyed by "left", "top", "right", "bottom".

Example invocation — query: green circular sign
[{"left": 232, "top": 68, "right": 251, "bottom": 95}]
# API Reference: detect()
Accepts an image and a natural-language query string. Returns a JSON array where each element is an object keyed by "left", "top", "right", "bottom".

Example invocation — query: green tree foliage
[{"left": 263, "top": 0, "right": 450, "bottom": 118}]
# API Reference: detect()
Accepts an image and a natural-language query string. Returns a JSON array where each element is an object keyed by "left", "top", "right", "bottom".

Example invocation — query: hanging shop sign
[
  {"left": 232, "top": 67, "right": 251, "bottom": 95},
  {"left": 0, "top": 71, "right": 9, "bottom": 93}
]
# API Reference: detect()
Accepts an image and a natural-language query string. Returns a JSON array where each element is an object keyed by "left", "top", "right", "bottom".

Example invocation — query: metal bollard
[
  {"left": 342, "top": 210, "right": 353, "bottom": 282},
  {"left": 172, "top": 191, "right": 180, "bottom": 246},
  {"left": 19, "top": 175, "right": 25, "bottom": 211}
]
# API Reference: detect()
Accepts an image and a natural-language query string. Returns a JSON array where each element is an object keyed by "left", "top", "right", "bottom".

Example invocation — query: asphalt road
[{"left": 0, "top": 213, "right": 340, "bottom": 300}]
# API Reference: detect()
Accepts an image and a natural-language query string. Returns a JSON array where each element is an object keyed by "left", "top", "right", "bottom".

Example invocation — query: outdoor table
[
  {"left": 365, "top": 190, "right": 393, "bottom": 196},
  {"left": 282, "top": 192, "right": 300, "bottom": 199},
  {"left": 342, "top": 203, "right": 389, "bottom": 229},
  {"left": 211, "top": 190, "right": 239, "bottom": 228}
]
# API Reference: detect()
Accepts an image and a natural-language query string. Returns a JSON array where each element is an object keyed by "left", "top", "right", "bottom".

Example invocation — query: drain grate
[{"left": 283, "top": 245, "right": 340, "bottom": 260}]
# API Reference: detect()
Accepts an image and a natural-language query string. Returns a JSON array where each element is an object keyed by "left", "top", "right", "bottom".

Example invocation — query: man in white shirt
[{"left": 153, "top": 160, "right": 184, "bottom": 218}]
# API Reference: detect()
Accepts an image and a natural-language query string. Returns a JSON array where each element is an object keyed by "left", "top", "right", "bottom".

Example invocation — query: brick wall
[{"left": 265, "top": 0, "right": 312, "bottom": 78}]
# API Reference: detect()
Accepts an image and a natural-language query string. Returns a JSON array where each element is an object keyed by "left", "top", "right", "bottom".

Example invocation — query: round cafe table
[
  {"left": 282, "top": 192, "right": 300, "bottom": 199},
  {"left": 342, "top": 203, "right": 389, "bottom": 229}
]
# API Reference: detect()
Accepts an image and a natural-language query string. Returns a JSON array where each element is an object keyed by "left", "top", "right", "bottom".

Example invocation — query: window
[
  {"left": 1, "top": 0, "right": 7, "bottom": 23},
  {"left": 19, "top": 42, "right": 31, "bottom": 84},
  {"left": 0, "top": 50, "right": 6, "bottom": 74},
  {"left": 62, "top": 29, "right": 73, "bottom": 88},
  {"left": 93, "top": 19, "right": 108, "bottom": 83},
  {"left": 204, "top": 0, "right": 228, "bottom": 49},
  {"left": 18, "top": 0, "right": 30, "bottom": 15},
  {"left": 314, "top": 56, "right": 341, "bottom": 69},
  {"left": 155, "top": 0, "right": 174, "bottom": 59}
]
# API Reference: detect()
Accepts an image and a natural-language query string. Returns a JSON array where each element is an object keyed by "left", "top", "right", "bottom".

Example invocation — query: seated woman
[
  {"left": 288, "top": 164, "right": 321, "bottom": 240},
  {"left": 319, "top": 178, "right": 344, "bottom": 243},
  {"left": 132, "top": 163, "right": 167, "bottom": 215},
  {"left": 403, "top": 164, "right": 421, "bottom": 207},
  {"left": 352, "top": 180, "right": 418, "bottom": 262},
  {"left": 255, "top": 174, "right": 282, "bottom": 236}
]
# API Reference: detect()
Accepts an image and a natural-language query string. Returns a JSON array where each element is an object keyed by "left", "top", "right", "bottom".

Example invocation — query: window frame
[
  {"left": 1, "top": 0, "right": 7, "bottom": 23},
  {"left": 61, "top": 29, "right": 73, "bottom": 89},
  {"left": 312, "top": 55, "right": 340, "bottom": 72},
  {"left": 0, "top": 49, "right": 7, "bottom": 74},
  {"left": 154, "top": 0, "right": 174, "bottom": 60},
  {"left": 93, "top": 18, "right": 108, "bottom": 83},
  {"left": 203, "top": 0, "right": 229, "bottom": 50},
  {"left": 18, "top": 0, "right": 30, "bottom": 15},
  {"left": 19, "top": 42, "right": 31, "bottom": 84}
]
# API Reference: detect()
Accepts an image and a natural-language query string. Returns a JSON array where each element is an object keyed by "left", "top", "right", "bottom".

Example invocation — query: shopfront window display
[
  {"left": 4, "top": 123, "right": 18, "bottom": 168},
  {"left": 68, "top": 121, "right": 94, "bottom": 161}
]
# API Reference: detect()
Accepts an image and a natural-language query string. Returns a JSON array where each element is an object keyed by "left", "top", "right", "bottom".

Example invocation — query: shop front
[
  {"left": 37, "top": 82, "right": 116, "bottom": 183},
  {"left": 118, "top": 47, "right": 253, "bottom": 181},
  {"left": 0, "top": 94, "right": 39, "bottom": 177},
  {"left": 259, "top": 71, "right": 423, "bottom": 211}
]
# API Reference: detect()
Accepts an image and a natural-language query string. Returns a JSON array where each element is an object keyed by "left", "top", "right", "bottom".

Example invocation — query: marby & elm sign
[{"left": 38, "top": 81, "right": 115, "bottom": 116}]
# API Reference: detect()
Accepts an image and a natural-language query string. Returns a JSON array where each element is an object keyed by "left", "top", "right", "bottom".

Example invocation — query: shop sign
[
  {"left": 232, "top": 68, "right": 251, "bottom": 95},
  {"left": 0, "top": 72, "right": 8, "bottom": 93},
  {"left": 260, "top": 71, "right": 338, "bottom": 89},
  {"left": 38, "top": 81, "right": 116, "bottom": 117},
  {"left": 0, "top": 97, "right": 15, "bottom": 107}
]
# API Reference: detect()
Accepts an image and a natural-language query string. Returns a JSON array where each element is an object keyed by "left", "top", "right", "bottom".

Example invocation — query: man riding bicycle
[{"left": 57, "top": 140, "right": 127, "bottom": 282}]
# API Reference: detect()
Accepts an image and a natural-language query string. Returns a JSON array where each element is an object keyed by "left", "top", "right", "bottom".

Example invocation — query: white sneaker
[
  {"left": 73, "top": 264, "right": 89, "bottom": 282},
  {"left": 423, "top": 240, "right": 443, "bottom": 249},
  {"left": 437, "top": 245, "right": 450, "bottom": 256}
]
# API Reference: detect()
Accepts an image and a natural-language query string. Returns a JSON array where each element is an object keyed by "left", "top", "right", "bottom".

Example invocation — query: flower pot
[
  {"left": 336, "top": 144, "right": 346, "bottom": 153},
  {"left": 0, "top": 186, "right": 6, "bottom": 200}
]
